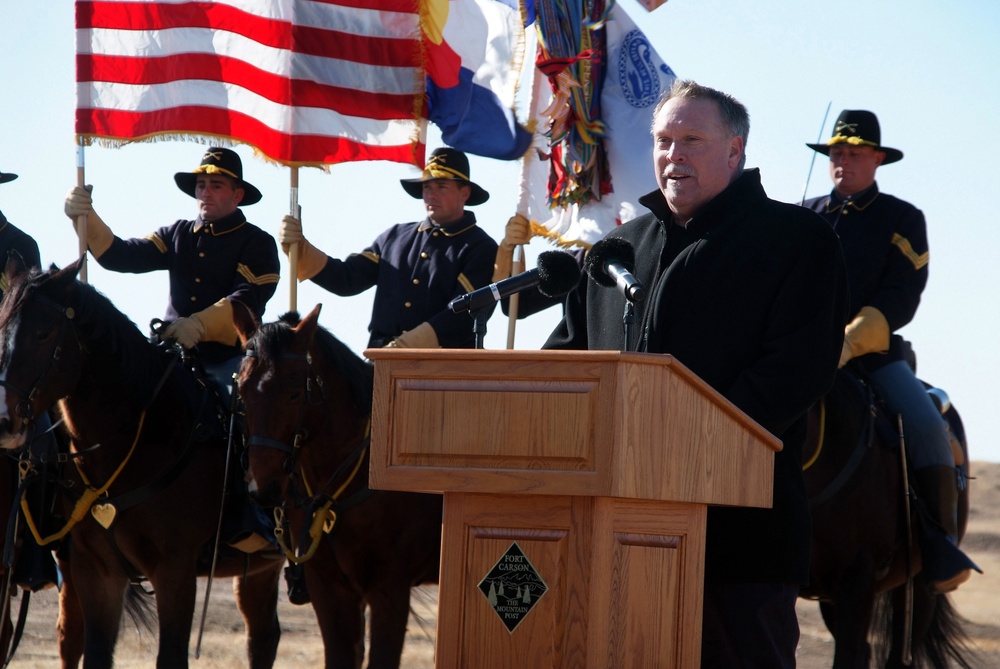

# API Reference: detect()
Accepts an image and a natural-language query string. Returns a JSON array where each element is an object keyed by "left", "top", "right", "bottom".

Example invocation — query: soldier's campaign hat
[
  {"left": 174, "top": 147, "right": 262, "bottom": 205},
  {"left": 400, "top": 147, "right": 490, "bottom": 206},
  {"left": 807, "top": 110, "right": 903, "bottom": 165}
]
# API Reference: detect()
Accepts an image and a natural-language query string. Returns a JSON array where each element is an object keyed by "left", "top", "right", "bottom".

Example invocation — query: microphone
[
  {"left": 449, "top": 250, "right": 582, "bottom": 314},
  {"left": 585, "top": 237, "right": 645, "bottom": 302}
]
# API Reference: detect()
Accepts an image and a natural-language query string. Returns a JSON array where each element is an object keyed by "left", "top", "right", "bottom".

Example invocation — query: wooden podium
[{"left": 365, "top": 349, "right": 780, "bottom": 669}]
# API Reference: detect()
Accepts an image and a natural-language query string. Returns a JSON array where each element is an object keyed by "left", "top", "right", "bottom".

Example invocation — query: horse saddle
[{"left": 168, "top": 352, "right": 229, "bottom": 442}]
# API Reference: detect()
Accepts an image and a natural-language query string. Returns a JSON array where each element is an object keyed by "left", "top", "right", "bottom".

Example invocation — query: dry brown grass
[{"left": 7, "top": 462, "right": 1000, "bottom": 667}]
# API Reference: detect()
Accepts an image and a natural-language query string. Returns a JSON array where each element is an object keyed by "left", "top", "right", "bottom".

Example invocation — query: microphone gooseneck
[{"left": 448, "top": 250, "right": 582, "bottom": 314}]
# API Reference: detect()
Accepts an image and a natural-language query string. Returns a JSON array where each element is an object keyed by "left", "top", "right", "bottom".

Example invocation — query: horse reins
[{"left": 14, "top": 313, "right": 182, "bottom": 545}]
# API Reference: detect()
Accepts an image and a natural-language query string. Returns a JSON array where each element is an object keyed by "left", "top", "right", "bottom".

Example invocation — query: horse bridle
[
  {"left": 241, "top": 348, "right": 323, "bottom": 471},
  {"left": 0, "top": 294, "right": 81, "bottom": 433}
]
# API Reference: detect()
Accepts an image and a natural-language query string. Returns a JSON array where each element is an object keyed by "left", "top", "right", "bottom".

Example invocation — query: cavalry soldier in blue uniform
[
  {"left": 1, "top": 165, "right": 60, "bottom": 592},
  {"left": 0, "top": 167, "right": 41, "bottom": 294},
  {"left": 803, "top": 110, "right": 979, "bottom": 594},
  {"left": 278, "top": 147, "right": 499, "bottom": 349},
  {"left": 63, "top": 147, "right": 280, "bottom": 553}
]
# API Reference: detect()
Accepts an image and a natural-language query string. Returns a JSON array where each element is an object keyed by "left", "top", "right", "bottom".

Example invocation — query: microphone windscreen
[
  {"left": 535, "top": 251, "right": 583, "bottom": 298},
  {"left": 585, "top": 237, "right": 636, "bottom": 287}
]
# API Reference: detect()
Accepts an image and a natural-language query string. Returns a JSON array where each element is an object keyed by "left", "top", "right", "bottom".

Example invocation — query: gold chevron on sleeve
[
  {"left": 237, "top": 263, "right": 280, "bottom": 286},
  {"left": 457, "top": 273, "right": 474, "bottom": 294},
  {"left": 358, "top": 251, "right": 379, "bottom": 264},
  {"left": 891, "top": 233, "right": 929, "bottom": 270},
  {"left": 144, "top": 233, "right": 168, "bottom": 254}
]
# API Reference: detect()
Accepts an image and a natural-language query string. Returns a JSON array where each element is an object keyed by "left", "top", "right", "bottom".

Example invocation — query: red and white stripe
[{"left": 76, "top": 0, "right": 427, "bottom": 166}]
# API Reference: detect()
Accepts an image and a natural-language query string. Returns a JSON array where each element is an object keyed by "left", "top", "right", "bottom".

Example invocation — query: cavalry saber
[
  {"left": 898, "top": 413, "right": 914, "bottom": 665},
  {"left": 799, "top": 101, "right": 833, "bottom": 206},
  {"left": 195, "top": 374, "right": 241, "bottom": 659}
]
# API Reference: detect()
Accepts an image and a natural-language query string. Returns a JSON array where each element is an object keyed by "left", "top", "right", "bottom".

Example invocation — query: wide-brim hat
[
  {"left": 0, "top": 170, "right": 17, "bottom": 184},
  {"left": 174, "top": 147, "right": 262, "bottom": 205},
  {"left": 400, "top": 147, "right": 489, "bottom": 206},
  {"left": 807, "top": 109, "right": 903, "bottom": 165}
]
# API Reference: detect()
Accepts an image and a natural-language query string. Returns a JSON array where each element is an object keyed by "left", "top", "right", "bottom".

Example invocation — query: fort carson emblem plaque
[{"left": 477, "top": 541, "right": 548, "bottom": 633}]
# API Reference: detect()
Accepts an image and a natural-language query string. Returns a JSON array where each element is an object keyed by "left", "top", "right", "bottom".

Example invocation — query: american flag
[{"left": 76, "top": 0, "right": 527, "bottom": 167}]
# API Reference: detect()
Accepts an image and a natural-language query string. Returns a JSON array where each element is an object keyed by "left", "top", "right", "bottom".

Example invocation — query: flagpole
[
  {"left": 506, "top": 48, "right": 547, "bottom": 350},
  {"left": 76, "top": 141, "right": 88, "bottom": 283},
  {"left": 800, "top": 101, "right": 833, "bottom": 205},
  {"left": 289, "top": 166, "right": 299, "bottom": 312}
]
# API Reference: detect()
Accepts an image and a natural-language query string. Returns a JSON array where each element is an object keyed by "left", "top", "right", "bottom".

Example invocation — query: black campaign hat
[
  {"left": 173, "top": 147, "right": 262, "bottom": 205},
  {"left": 400, "top": 147, "right": 489, "bottom": 206},
  {"left": 0, "top": 169, "right": 17, "bottom": 184},
  {"left": 806, "top": 110, "right": 903, "bottom": 165}
]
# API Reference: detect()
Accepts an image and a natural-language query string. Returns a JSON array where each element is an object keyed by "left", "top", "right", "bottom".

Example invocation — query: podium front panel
[{"left": 435, "top": 493, "right": 705, "bottom": 669}]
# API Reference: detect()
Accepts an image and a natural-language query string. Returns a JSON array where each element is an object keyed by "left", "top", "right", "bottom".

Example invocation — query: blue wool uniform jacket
[
  {"left": 95, "top": 209, "right": 280, "bottom": 362},
  {"left": 803, "top": 182, "right": 928, "bottom": 371},
  {"left": 309, "top": 211, "right": 498, "bottom": 348},
  {"left": 0, "top": 213, "right": 41, "bottom": 298},
  {"left": 546, "top": 169, "right": 849, "bottom": 584}
]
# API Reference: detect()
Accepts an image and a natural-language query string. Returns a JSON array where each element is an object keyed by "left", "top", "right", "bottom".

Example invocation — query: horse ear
[
  {"left": 232, "top": 299, "right": 259, "bottom": 345},
  {"left": 48, "top": 255, "right": 85, "bottom": 288},
  {"left": 294, "top": 304, "right": 323, "bottom": 338}
]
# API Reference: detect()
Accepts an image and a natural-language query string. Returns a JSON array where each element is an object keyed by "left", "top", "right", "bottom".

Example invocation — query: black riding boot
[
  {"left": 284, "top": 563, "right": 310, "bottom": 605},
  {"left": 221, "top": 486, "right": 280, "bottom": 555},
  {"left": 12, "top": 532, "right": 58, "bottom": 592},
  {"left": 914, "top": 465, "right": 981, "bottom": 594},
  {"left": 12, "top": 463, "right": 59, "bottom": 592}
]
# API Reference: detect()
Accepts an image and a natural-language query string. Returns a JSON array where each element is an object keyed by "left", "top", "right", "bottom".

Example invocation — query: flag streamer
[{"left": 524, "top": 0, "right": 676, "bottom": 247}]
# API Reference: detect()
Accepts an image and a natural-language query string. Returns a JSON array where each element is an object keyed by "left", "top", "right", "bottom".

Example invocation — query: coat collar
[
  {"left": 193, "top": 209, "right": 247, "bottom": 236},
  {"left": 639, "top": 168, "right": 766, "bottom": 235},
  {"left": 417, "top": 211, "right": 479, "bottom": 236},
  {"left": 824, "top": 182, "right": 880, "bottom": 214}
]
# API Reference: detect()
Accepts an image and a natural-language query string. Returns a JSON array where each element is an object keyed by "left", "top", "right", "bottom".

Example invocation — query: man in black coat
[{"left": 545, "top": 80, "right": 848, "bottom": 668}]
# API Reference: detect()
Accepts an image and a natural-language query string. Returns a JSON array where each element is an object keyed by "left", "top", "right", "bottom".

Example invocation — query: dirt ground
[{"left": 7, "top": 461, "right": 1000, "bottom": 667}]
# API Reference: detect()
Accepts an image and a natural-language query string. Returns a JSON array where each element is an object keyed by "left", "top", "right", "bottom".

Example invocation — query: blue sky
[{"left": 1, "top": 0, "right": 998, "bottom": 461}]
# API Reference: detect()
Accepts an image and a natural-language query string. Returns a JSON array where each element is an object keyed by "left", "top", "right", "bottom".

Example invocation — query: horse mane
[
  {"left": 0, "top": 264, "right": 170, "bottom": 406},
  {"left": 252, "top": 311, "right": 373, "bottom": 416}
]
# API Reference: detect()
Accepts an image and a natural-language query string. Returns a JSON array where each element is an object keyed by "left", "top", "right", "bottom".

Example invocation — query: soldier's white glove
[
  {"left": 65, "top": 185, "right": 114, "bottom": 257},
  {"left": 65, "top": 185, "right": 94, "bottom": 220},
  {"left": 384, "top": 322, "right": 439, "bottom": 349},
  {"left": 278, "top": 214, "right": 327, "bottom": 281},
  {"left": 278, "top": 215, "right": 304, "bottom": 252},
  {"left": 163, "top": 317, "right": 206, "bottom": 349},
  {"left": 501, "top": 213, "right": 532, "bottom": 249}
]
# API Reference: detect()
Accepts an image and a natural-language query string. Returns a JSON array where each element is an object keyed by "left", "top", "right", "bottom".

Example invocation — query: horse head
[
  {"left": 0, "top": 256, "right": 85, "bottom": 450},
  {"left": 237, "top": 304, "right": 326, "bottom": 506}
]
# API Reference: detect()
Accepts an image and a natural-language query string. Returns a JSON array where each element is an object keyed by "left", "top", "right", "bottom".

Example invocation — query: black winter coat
[{"left": 546, "top": 169, "right": 848, "bottom": 584}]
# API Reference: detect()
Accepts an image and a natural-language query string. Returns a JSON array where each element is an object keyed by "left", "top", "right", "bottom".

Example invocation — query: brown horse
[
  {"left": 800, "top": 369, "right": 975, "bottom": 668},
  {"left": 0, "top": 257, "right": 283, "bottom": 669},
  {"left": 235, "top": 305, "right": 442, "bottom": 669}
]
